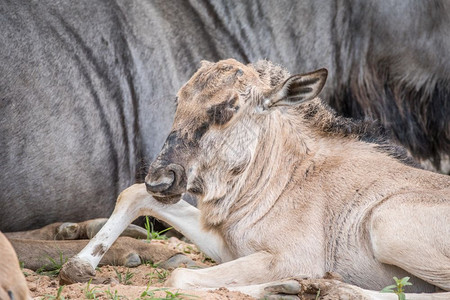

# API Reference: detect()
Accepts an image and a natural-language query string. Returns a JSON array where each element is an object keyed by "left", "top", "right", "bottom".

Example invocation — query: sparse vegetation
[
  {"left": 115, "top": 268, "right": 135, "bottom": 285},
  {"left": 143, "top": 260, "right": 159, "bottom": 268},
  {"left": 182, "top": 245, "right": 195, "bottom": 254},
  {"left": 315, "top": 288, "right": 320, "bottom": 300},
  {"left": 26, "top": 239, "right": 219, "bottom": 299},
  {"left": 200, "top": 255, "right": 215, "bottom": 264},
  {"left": 381, "top": 276, "right": 413, "bottom": 300},
  {"left": 83, "top": 279, "right": 100, "bottom": 299},
  {"left": 41, "top": 285, "right": 65, "bottom": 300},
  {"left": 104, "top": 288, "right": 127, "bottom": 300},
  {"left": 144, "top": 216, "right": 173, "bottom": 241},
  {"left": 139, "top": 282, "right": 157, "bottom": 299},
  {"left": 162, "top": 290, "right": 198, "bottom": 299},
  {"left": 139, "top": 285, "right": 197, "bottom": 300},
  {"left": 147, "top": 269, "right": 169, "bottom": 284},
  {"left": 19, "top": 261, "right": 30, "bottom": 277},
  {"left": 36, "top": 252, "right": 67, "bottom": 276}
]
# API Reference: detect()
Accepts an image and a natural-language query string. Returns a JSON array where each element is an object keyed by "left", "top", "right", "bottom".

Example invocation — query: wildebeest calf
[{"left": 61, "top": 59, "right": 450, "bottom": 299}]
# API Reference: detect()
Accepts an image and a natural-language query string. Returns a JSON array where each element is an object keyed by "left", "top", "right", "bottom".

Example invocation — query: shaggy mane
[
  {"left": 251, "top": 60, "right": 419, "bottom": 167},
  {"left": 300, "top": 100, "right": 419, "bottom": 167}
]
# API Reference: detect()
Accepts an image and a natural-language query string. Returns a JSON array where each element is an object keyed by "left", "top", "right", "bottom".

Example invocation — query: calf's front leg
[{"left": 59, "top": 184, "right": 233, "bottom": 283}]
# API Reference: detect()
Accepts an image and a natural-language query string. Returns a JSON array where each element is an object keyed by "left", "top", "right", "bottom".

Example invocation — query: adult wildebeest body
[
  {"left": 1, "top": 0, "right": 449, "bottom": 232},
  {"left": 60, "top": 59, "right": 450, "bottom": 299}
]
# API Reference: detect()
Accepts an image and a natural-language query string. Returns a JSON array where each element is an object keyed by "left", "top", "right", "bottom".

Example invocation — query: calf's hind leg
[
  {"left": 254, "top": 278, "right": 450, "bottom": 299},
  {"left": 369, "top": 197, "right": 450, "bottom": 291},
  {"left": 166, "top": 251, "right": 278, "bottom": 290}
]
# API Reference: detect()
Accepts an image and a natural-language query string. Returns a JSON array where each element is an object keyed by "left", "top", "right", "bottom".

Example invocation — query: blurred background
[{"left": 1, "top": 0, "right": 449, "bottom": 232}]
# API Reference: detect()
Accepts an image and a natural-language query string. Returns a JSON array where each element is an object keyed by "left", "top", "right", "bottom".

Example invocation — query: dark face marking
[
  {"left": 146, "top": 129, "right": 194, "bottom": 201},
  {"left": 165, "top": 131, "right": 181, "bottom": 147},
  {"left": 8, "top": 290, "right": 14, "bottom": 300},
  {"left": 157, "top": 130, "right": 192, "bottom": 162},
  {"left": 206, "top": 95, "right": 239, "bottom": 126},
  {"left": 194, "top": 122, "right": 210, "bottom": 140}
]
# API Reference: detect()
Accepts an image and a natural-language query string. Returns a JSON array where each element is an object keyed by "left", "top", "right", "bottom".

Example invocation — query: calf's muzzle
[{"left": 145, "top": 161, "right": 187, "bottom": 203}]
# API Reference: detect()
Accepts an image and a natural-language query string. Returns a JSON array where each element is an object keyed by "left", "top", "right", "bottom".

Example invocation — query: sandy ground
[{"left": 24, "top": 237, "right": 255, "bottom": 300}]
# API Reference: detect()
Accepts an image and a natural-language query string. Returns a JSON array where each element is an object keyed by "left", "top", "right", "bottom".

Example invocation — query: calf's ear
[{"left": 263, "top": 68, "right": 327, "bottom": 109}]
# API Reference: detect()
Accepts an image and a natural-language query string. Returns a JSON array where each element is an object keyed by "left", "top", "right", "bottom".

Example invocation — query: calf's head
[{"left": 145, "top": 59, "right": 327, "bottom": 204}]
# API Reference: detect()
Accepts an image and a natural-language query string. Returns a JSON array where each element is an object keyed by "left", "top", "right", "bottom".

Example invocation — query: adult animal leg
[
  {"left": 5, "top": 218, "right": 148, "bottom": 240},
  {"left": 59, "top": 184, "right": 232, "bottom": 283},
  {"left": 9, "top": 237, "right": 178, "bottom": 272}
]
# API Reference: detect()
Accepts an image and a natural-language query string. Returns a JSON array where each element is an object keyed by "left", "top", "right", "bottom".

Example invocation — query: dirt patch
[{"left": 25, "top": 237, "right": 255, "bottom": 300}]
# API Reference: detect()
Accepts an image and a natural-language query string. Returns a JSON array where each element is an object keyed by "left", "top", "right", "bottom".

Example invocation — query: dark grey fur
[{"left": 1, "top": 0, "right": 449, "bottom": 231}]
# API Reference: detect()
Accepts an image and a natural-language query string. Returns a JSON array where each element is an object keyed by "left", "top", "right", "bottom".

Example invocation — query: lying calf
[{"left": 61, "top": 59, "right": 450, "bottom": 299}]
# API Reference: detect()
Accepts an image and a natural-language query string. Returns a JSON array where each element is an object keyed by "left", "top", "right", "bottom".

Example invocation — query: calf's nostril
[
  {"left": 145, "top": 171, "right": 175, "bottom": 193},
  {"left": 145, "top": 163, "right": 186, "bottom": 197},
  {"left": 166, "top": 163, "right": 184, "bottom": 180}
]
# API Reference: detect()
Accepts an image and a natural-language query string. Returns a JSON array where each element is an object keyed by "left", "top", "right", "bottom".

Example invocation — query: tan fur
[
  {"left": 0, "top": 232, "right": 31, "bottom": 300},
  {"left": 149, "top": 59, "right": 450, "bottom": 294},
  {"left": 58, "top": 59, "right": 449, "bottom": 298}
]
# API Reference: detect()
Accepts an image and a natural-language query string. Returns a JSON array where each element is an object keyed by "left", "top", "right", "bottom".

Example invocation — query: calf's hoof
[
  {"left": 264, "top": 280, "right": 302, "bottom": 295},
  {"left": 59, "top": 257, "right": 95, "bottom": 285},
  {"left": 300, "top": 279, "right": 371, "bottom": 300}
]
